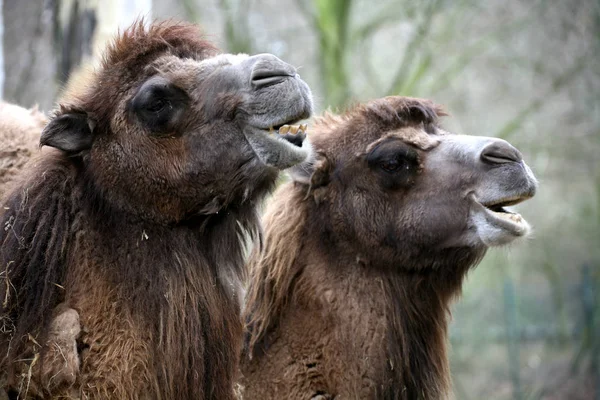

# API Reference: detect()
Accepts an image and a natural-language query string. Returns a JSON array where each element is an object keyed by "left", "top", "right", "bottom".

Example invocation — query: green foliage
[
  {"left": 218, "top": 0, "right": 254, "bottom": 54},
  {"left": 295, "top": 0, "right": 352, "bottom": 107}
]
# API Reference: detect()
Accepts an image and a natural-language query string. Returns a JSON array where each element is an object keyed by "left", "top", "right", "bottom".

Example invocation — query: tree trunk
[
  {"left": 2, "top": 0, "right": 58, "bottom": 111},
  {"left": 1, "top": 0, "right": 152, "bottom": 112},
  {"left": 0, "top": 0, "right": 4, "bottom": 99}
]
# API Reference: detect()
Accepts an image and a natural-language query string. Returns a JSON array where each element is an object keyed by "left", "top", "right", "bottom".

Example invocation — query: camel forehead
[
  {"left": 364, "top": 126, "right": 441, "bottom": 154},
  {"left": 313, "top": 123, "right": 442, "bottom": 159},
  {"left": 65, "top": 22, "right": 220, "bottom": 111},
  {"left": 148, "top": 53, "right": 251, "bottom": 84},
  {"left": 151, "top": 53, "right": 250, "bottom": 71},
  {"left": 310, "top": 97, "right": 446, "bottom": 157}
]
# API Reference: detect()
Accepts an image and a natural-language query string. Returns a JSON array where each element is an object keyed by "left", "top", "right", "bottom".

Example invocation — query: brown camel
[
  {"left": 0, "top": 102, "right": 47, "bottom": 194},
  {"left": 0, "top": 20, "right": 313, "bottom": 399},
  {"left": 241, "top": 96, "right": 537, "bottom": 399}
]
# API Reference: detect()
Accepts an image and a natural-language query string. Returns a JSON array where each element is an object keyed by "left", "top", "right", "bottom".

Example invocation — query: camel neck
[
  {"left": 307, "top": 242, "right": 471, "bottom": 400},
  {"left": 377, "top": 270, "right": 459, "bottom": 400}
]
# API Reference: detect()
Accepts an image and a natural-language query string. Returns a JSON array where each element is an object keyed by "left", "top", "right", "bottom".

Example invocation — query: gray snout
[
  {"left": 480, "top": 140, "right": 523, "bottom": 165},
  {"left": 250, "top": 54, "right": 297, "bottom": 89},
  {"left": 433, "top": 134, "right": 537, "bottom": 203}
]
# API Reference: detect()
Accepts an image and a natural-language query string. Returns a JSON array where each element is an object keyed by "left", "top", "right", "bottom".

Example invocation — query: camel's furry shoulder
[{"left": 0, "top": 101, "right": 48, "bottom": 194}]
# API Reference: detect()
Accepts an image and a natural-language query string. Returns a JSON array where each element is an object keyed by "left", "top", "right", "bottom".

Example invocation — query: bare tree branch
[
  {"left": 495, "top": 55, "right": 588, "bottom": 139},
  {"left": 218, "top": 0, "right": 254, "bottom": 54},
  {"left": 429, "top": 12, "right": 533, "bottom": 94},
  {"left": 350, "top": 5, "right": 407, "bottom": 44},
  {"left": 310, "top": 0, "right": 353, "bottom": 107},
  {"left": 386, "top": 0, "right": 442, "bottom": 96},
  {"left": 181, "top": 0, "right": 201, "bottom": 22}
]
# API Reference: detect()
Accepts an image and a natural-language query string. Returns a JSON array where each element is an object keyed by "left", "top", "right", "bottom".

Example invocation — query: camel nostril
[
  {"left": 481, "top": 141, "right": 523, "bottom": 164},
  {"left": 251, "top": 68, "right": 293, "bottom": 89}
]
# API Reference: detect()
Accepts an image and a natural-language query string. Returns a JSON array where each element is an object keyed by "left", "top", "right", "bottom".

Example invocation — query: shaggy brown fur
[
  {"left": 242, "top": 97, "right": 537, "bottom": 399},
  {"left": 0, "top": 102, "right": 47, "bottom": 194},
  {"left": 0, "top": 20, "right": 312, "bottom": 399}
]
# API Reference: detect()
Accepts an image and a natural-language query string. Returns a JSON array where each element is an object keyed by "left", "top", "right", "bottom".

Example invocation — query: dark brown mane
[
  {"left": 0, "top": 150, "right": 261, "bottom": 398},
  {"left": 103, "top": 20, "right": 218, "bottom": 69},
  {"left": 1, "top": 153, "right": 75, "bottom": 368},
  {"left": 315, "top": 96, "right": 447, "bottom": 138},
  {"left": 243, "top": 185, "right": 309, "bottom": 356},
  {"left": 379, "top": 249, "right": 484, "bottom": 399}
]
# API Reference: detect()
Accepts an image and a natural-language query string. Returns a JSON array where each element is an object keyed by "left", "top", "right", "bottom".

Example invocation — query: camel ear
[
  {"left": 288, "top": 152, "right": 331, "bottom": 189},
  {"left": 41, "top": 112, "right": 95, "bottom": 154}
]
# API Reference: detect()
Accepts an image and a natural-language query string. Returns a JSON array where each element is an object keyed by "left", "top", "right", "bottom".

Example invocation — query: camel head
[
  {"left": 39, "top": 21, "right": 313, "bottom": 223},
  {"left": 291, "top": 96, "right": 537, "bottom": 271}
]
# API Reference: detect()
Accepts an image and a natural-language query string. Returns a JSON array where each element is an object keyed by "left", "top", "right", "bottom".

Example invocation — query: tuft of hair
[
  {"left": 314, "top": 96, "right": 447, "bottom": 132},
  {"left": 243, "top": 182, "right": 309, "bottom": 358},
  {"left": 0, "top": 153, "right": 77, "bottom": 372},
  {"left": 0, "top": 102, "right": 47, "bottom": 194},
  {"left": 103, "top": 19, "right": 218, "bottom": 72},
  {"left": 61, "top": 19, "right": 220, "bottom": 122}
]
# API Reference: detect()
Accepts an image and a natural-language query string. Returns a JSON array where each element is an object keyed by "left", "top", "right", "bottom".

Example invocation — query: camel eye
[
  {"left": 145, "top": 98, "right": 168, "bottom": 113},
  {"left": 380, "top": 159, "right": 405, "bottom": 173},
  {"left": 367, "top": 140, "right": 418, "bottom": 172},
  {"left": 130, "top": 76, "right": 189, "bottom": 134},
  {"left": 367, "top": 139, "right": 419, "bottom": 189}
]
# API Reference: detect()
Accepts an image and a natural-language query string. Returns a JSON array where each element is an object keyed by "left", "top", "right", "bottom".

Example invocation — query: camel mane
[
  {"left": 243, "top": 183, "right": 309, "bottom": 357},
  {"left": 1, "top": 153, "right": 76, "bottom": 366}
]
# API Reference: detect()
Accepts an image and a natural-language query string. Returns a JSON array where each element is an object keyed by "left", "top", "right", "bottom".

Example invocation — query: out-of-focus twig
[
  {"left": 495, "top": 55, "right": 588, "bottom": 140},
  {"left": 218, "top": 0, "right": 254, "bottom": 54},
  {"left": 386, "top": 0, "right": 442, "bottom": 96}
]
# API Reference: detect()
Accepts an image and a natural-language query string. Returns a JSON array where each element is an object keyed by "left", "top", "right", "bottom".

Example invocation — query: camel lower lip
[
  {"left": 479, "top": 202, "right": 529, "bottom": 236},
  {"left": 487, "top": 208, "right": 525, "bottom": 228},
  {"left": 244, "top": 126, "right": 311, "bottom": 170}
]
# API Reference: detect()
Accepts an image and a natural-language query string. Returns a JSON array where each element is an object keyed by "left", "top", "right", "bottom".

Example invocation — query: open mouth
[
  {"left": 482, "top": 196, "right": 527, "bottom": 224},
  {"left": 476, "top": 194, "right": 532, "bottom": 236},
  {"left": 269, "top": 123, "right": 307, "bottom": 134},
  {"left": 259, "top": 119, "right": 308, "bottom": 144},
  {"left": 244, "top": 118, "right": 312, "bottom": 169}
]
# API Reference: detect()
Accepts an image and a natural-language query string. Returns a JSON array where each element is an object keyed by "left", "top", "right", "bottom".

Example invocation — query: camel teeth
[
  {"left": 289, "top": 125, "right": 299, "bottom": 134},
  {"left": 279, "top": 125, "right": 290, "bottom": 134},
  {"left": 300, "top": 124, "right": 308, "bottom": 132},
  {"left": 269, "top": 127, "right": 274, "bottom": 134}
]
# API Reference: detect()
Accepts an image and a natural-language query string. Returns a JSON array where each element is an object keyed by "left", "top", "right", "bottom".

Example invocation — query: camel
[
  {"left": 0, "top": 20, "right": 313, "bottom": 399},
  {"left": 0, "top": 102, "right": 47, "bottom": 194},
  {"left": 241, "top": 96, "right": 537, "bottom": 399}
]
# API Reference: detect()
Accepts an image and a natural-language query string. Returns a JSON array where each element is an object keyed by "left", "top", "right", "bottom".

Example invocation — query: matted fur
[
  {"left": 0, "top": 102, "right": 47, "bottom": 195},
  {"left": 243, "top": 185, "right": 309, "bottom": 354}
]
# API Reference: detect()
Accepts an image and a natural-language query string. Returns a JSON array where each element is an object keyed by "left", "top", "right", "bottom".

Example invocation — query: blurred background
[{"left": 1, "top": 0, "right": 598, "bottom": 398}]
